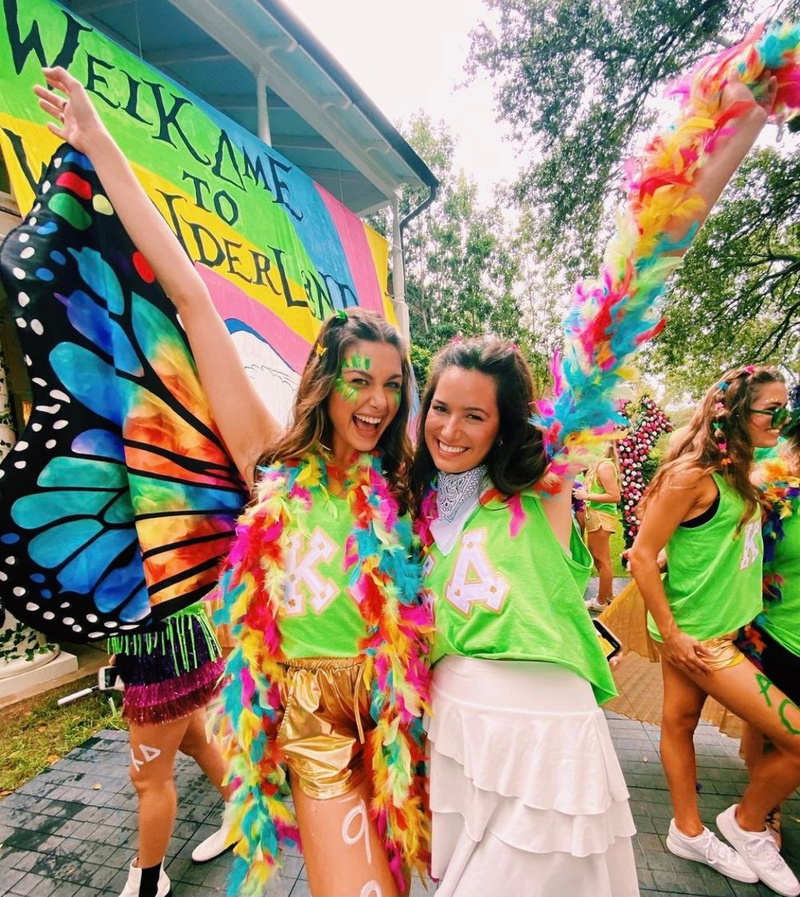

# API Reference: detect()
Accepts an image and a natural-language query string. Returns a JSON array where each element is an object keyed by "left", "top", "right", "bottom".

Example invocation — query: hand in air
[
  {"left": 33, "top": 66, "right": 109, "bottom": 154},
  {"left": 662, "top": 628, "right": 712, "bottom": 676},
  {"left": 720, "top": 71, "right": 778, "bottom": 120}
]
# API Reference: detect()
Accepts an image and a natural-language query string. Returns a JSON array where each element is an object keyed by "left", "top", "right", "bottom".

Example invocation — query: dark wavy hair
[
  {"left": 257, "top": 308, "right": 413, "bottom": 512},
  {"left": 640, "top": 365, "right": 786, "bottom": 528},
  {"left": 410, "top": 337, "right": 548, "bottom": 513}
]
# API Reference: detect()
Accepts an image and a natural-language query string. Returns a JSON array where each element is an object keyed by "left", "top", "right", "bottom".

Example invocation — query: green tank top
[
  {"left": 762, "top": 508, "right": 800, "bottom": 656},
  {"left": 586, "top": 460, "right": 620, "bottom": 516},
  {"left": 647, "top": 473, "right": 762, "bottom": 642},
  {"left": 278, "top": 493, "right": 366, "bottom": 658},
  {"left": 427, "top": 491, "right": 617, "bottom": 705}
]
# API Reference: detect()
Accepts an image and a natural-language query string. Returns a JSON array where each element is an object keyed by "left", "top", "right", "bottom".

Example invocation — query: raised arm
[
  {"left": 664, "top": 75, "right": 777, "bottom": 249},
  {"left": 36, "top": 66, "right": 282, "bottom": 487}
]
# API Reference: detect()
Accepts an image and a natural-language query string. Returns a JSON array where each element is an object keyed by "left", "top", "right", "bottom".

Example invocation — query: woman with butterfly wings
[{"left": 34, "top": 66, "right": 430, "bottom": 897}]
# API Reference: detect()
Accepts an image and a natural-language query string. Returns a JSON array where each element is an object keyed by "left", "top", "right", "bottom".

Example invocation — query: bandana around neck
[
  {"left": 214, "top": 449, "right": 432, "bottom": 896},
  {"left": 437, "top": 464, "right": 488, "bottom": 522}
]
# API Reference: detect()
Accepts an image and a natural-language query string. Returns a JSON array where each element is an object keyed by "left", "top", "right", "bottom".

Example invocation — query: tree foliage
[
  {"left": 385, "top": 112, "right": 558, "bottom": 387},
  {"left": 469, "top": 0, "right": 800, "bottom": 393},
  {"left": 650, "top": 148, "right": 800, "bottom": 393}
]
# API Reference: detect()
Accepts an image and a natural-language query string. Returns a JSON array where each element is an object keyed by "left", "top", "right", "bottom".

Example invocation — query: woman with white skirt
[
  {"left": 408, "top": 64, "right": 772, "bottom": 897},
  {"left": 411, "top": 339, "right": 638, "bottom": 897}
]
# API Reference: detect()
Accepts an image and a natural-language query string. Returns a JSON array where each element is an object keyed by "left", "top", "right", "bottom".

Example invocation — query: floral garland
[
  {"left": 618, "top": 396, "right": 673, "bottom": 546},
  {"left": 532, "top": 21, "right": 800, "bottom": 481},
  {"left": 214, "top": 451, "right": 432, "bottom": 897}
]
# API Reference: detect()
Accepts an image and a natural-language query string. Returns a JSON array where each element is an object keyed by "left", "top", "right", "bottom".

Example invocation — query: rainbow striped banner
[{"left": 0, "top": 0, "right": 394, "bottom": 423}]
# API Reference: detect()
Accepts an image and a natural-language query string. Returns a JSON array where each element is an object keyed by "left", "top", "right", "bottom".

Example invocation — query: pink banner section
[
  {"left": 315, "top": 184, "right": 385, "bottom": 315},
  {"left": 197, "top": 265, "right": 312, "bottom": 372}
]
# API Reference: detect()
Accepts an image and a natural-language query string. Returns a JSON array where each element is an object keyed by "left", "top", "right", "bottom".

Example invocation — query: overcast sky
[{"left": 290, "top": 0, "right": 521, "bottom": 200}]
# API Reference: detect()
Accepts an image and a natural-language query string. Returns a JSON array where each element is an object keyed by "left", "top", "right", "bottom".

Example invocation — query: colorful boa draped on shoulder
[
  {"left": 738, "top": 456, "right": 800, "bottom": 666},
  {"left": 759, "top": 457, "right": 800, "bottom": 608},
  {"left": 532, "top": 21, "right": 800, "bottom": 481},
  {"left": 213, "top": 451, "right": 432, "bottom": 897}
]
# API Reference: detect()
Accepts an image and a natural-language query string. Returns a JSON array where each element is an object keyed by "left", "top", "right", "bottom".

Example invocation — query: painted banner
[{"left": 0, "top": 0, "right": 394, "bottom": 425}]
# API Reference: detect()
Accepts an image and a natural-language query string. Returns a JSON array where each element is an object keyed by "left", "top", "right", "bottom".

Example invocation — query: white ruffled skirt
[{"left": 427, "top": 656, "right": 639, "bottom": 897}]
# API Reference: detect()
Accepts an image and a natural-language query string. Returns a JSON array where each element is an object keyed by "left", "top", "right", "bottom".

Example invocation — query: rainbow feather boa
[
  {"left": 738, "top": 456, "right": 800, "bottom": 666},
  {"left": 213, "top": 451, "right": 432, "bottom": 896},
  {"left": 759, "top": 457, "right": 800, "bottom": 609},
  {"left": 533, "top": 21, "right": 800, "bottom": 478}
]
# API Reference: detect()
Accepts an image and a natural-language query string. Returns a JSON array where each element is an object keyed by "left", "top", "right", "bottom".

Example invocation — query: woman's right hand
[
  {"left": 34, "top": 66, "right": 109, "bottom": 155},
  {"left": 661, "top": 627, "right": 712, "bottom": 676}
]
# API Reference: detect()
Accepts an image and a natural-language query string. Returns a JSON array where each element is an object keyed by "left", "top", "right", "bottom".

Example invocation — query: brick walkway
[{"left": 1, "top": 712, "right": 798, "bottom": 897}]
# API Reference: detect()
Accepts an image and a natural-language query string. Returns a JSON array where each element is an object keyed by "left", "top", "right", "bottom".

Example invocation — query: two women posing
[{"left": 35, "top": 61, "right": 775, "bottom": 897}]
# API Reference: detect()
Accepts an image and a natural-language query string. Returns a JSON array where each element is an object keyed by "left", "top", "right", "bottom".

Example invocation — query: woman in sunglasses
[
  {"left": 739, "top": 390, "right": 800, "bottom": 849},
  {"left": 629, "top": 366, "right": 800, "bottom": 897}
]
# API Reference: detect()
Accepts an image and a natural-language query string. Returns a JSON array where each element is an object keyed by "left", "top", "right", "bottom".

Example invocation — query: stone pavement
[{"left": 1, "top": 713, "right": 798, "bottom": 897}]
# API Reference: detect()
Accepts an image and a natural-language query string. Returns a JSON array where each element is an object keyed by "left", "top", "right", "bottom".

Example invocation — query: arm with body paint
[{"left": 35, "top": 66, "right": 281, "bottom": 488}]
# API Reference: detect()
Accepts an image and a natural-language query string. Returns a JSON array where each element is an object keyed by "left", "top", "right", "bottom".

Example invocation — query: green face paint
[{"left": 335, "top": 354, "right": 371, "bottom": 403}]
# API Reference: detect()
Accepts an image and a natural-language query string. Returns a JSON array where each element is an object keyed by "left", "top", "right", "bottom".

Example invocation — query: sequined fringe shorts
[
  {"left": 109, "top": 606, "right": 224, "bottom": 726},
  {"left": 277, "top": 656, "right": 372, "bottom": 800}
]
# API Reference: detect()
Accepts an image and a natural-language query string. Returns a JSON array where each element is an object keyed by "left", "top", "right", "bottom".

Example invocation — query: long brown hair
[
  {"left": 258, "top": 308, "right": 413, "bottom": 511},
  {"left": 410, "top": 337, "right": 548, "bottom": 513},
  {"left": 640, "top": 365, "right": 785, "bottom": 527}
]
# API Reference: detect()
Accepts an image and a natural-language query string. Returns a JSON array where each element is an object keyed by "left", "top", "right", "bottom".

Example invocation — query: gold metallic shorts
[
  {"left": 657, "top": 631, "right": 745, "bottom": 671},
  {"left": 585, "top": 508, "right": 618, "bottom": 534},
  {"left": 698, "top": 632, "right": 746, "bottom": 671},
  {"left": 277, "top": 656, "right": 372, "bottom": 800}
]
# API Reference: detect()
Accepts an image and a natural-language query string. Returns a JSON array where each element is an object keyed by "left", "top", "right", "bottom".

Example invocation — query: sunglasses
[{"left": 749, "top": 406, "right": 795, "bottom": 428}]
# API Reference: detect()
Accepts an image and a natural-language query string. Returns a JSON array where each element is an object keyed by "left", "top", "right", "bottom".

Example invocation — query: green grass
[{"left": 0, "top": 675, "right": 126, "bottom": 793}]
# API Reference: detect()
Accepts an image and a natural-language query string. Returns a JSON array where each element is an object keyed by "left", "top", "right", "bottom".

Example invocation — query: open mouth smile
[{"left": 353, "top": 413, "right": 383, "bottom": 436}]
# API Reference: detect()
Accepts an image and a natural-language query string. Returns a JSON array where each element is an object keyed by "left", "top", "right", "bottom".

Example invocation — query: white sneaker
[
  {"left": 191, "top": 806, "right": 236, "bottom": 863},
  {"left": 717, "top": 805, "right": 800, "bottom": 897},
  {"left": 118, "top": 860, "right": 171, "bottom": 897},
  {"left": 666, "top": 819, "right": 757, "bottom": 882}
]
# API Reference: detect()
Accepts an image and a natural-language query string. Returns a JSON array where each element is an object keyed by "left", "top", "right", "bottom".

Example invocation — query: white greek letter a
[
  {"left": 130, "top": 744, "right": 161, "bottom": 772},
  {"left": 445, "top": 528, "right": 509, "bottom": 615},
  {"left": 283, "top": 527, "right": 337, "bottom": 615},
  {"left": 740, "top": 520, "right": 761, "bottom": 570}
]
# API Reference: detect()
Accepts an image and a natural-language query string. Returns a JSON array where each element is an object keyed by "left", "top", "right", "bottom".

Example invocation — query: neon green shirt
[
  {"left": 586, "top": 460, "right": 620, "bottom": 516},
  {"left": 279, "top": 493, "right": 366, "bottom": 658},
  {"left": 648, "top": 473, "right": 762, "bottom": 642},
  {"left": 428, "top": 491, "right": 617, "bottom": 705},
  {"left": 762, "top": 508, "right": 800, "bottom": 656}
]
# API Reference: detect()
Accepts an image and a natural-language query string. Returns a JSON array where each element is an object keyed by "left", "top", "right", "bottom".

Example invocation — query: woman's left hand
[{"left": 33, "top": 66, "right": 110, "bottom": 154}]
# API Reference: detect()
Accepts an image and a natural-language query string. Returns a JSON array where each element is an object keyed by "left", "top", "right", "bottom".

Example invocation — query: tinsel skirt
[
  {"left": 109, "top": 604, "right": 224, "bottom": 725},
  {"left": 427, "top": 656, "right": 639, "bottom": 897}
]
